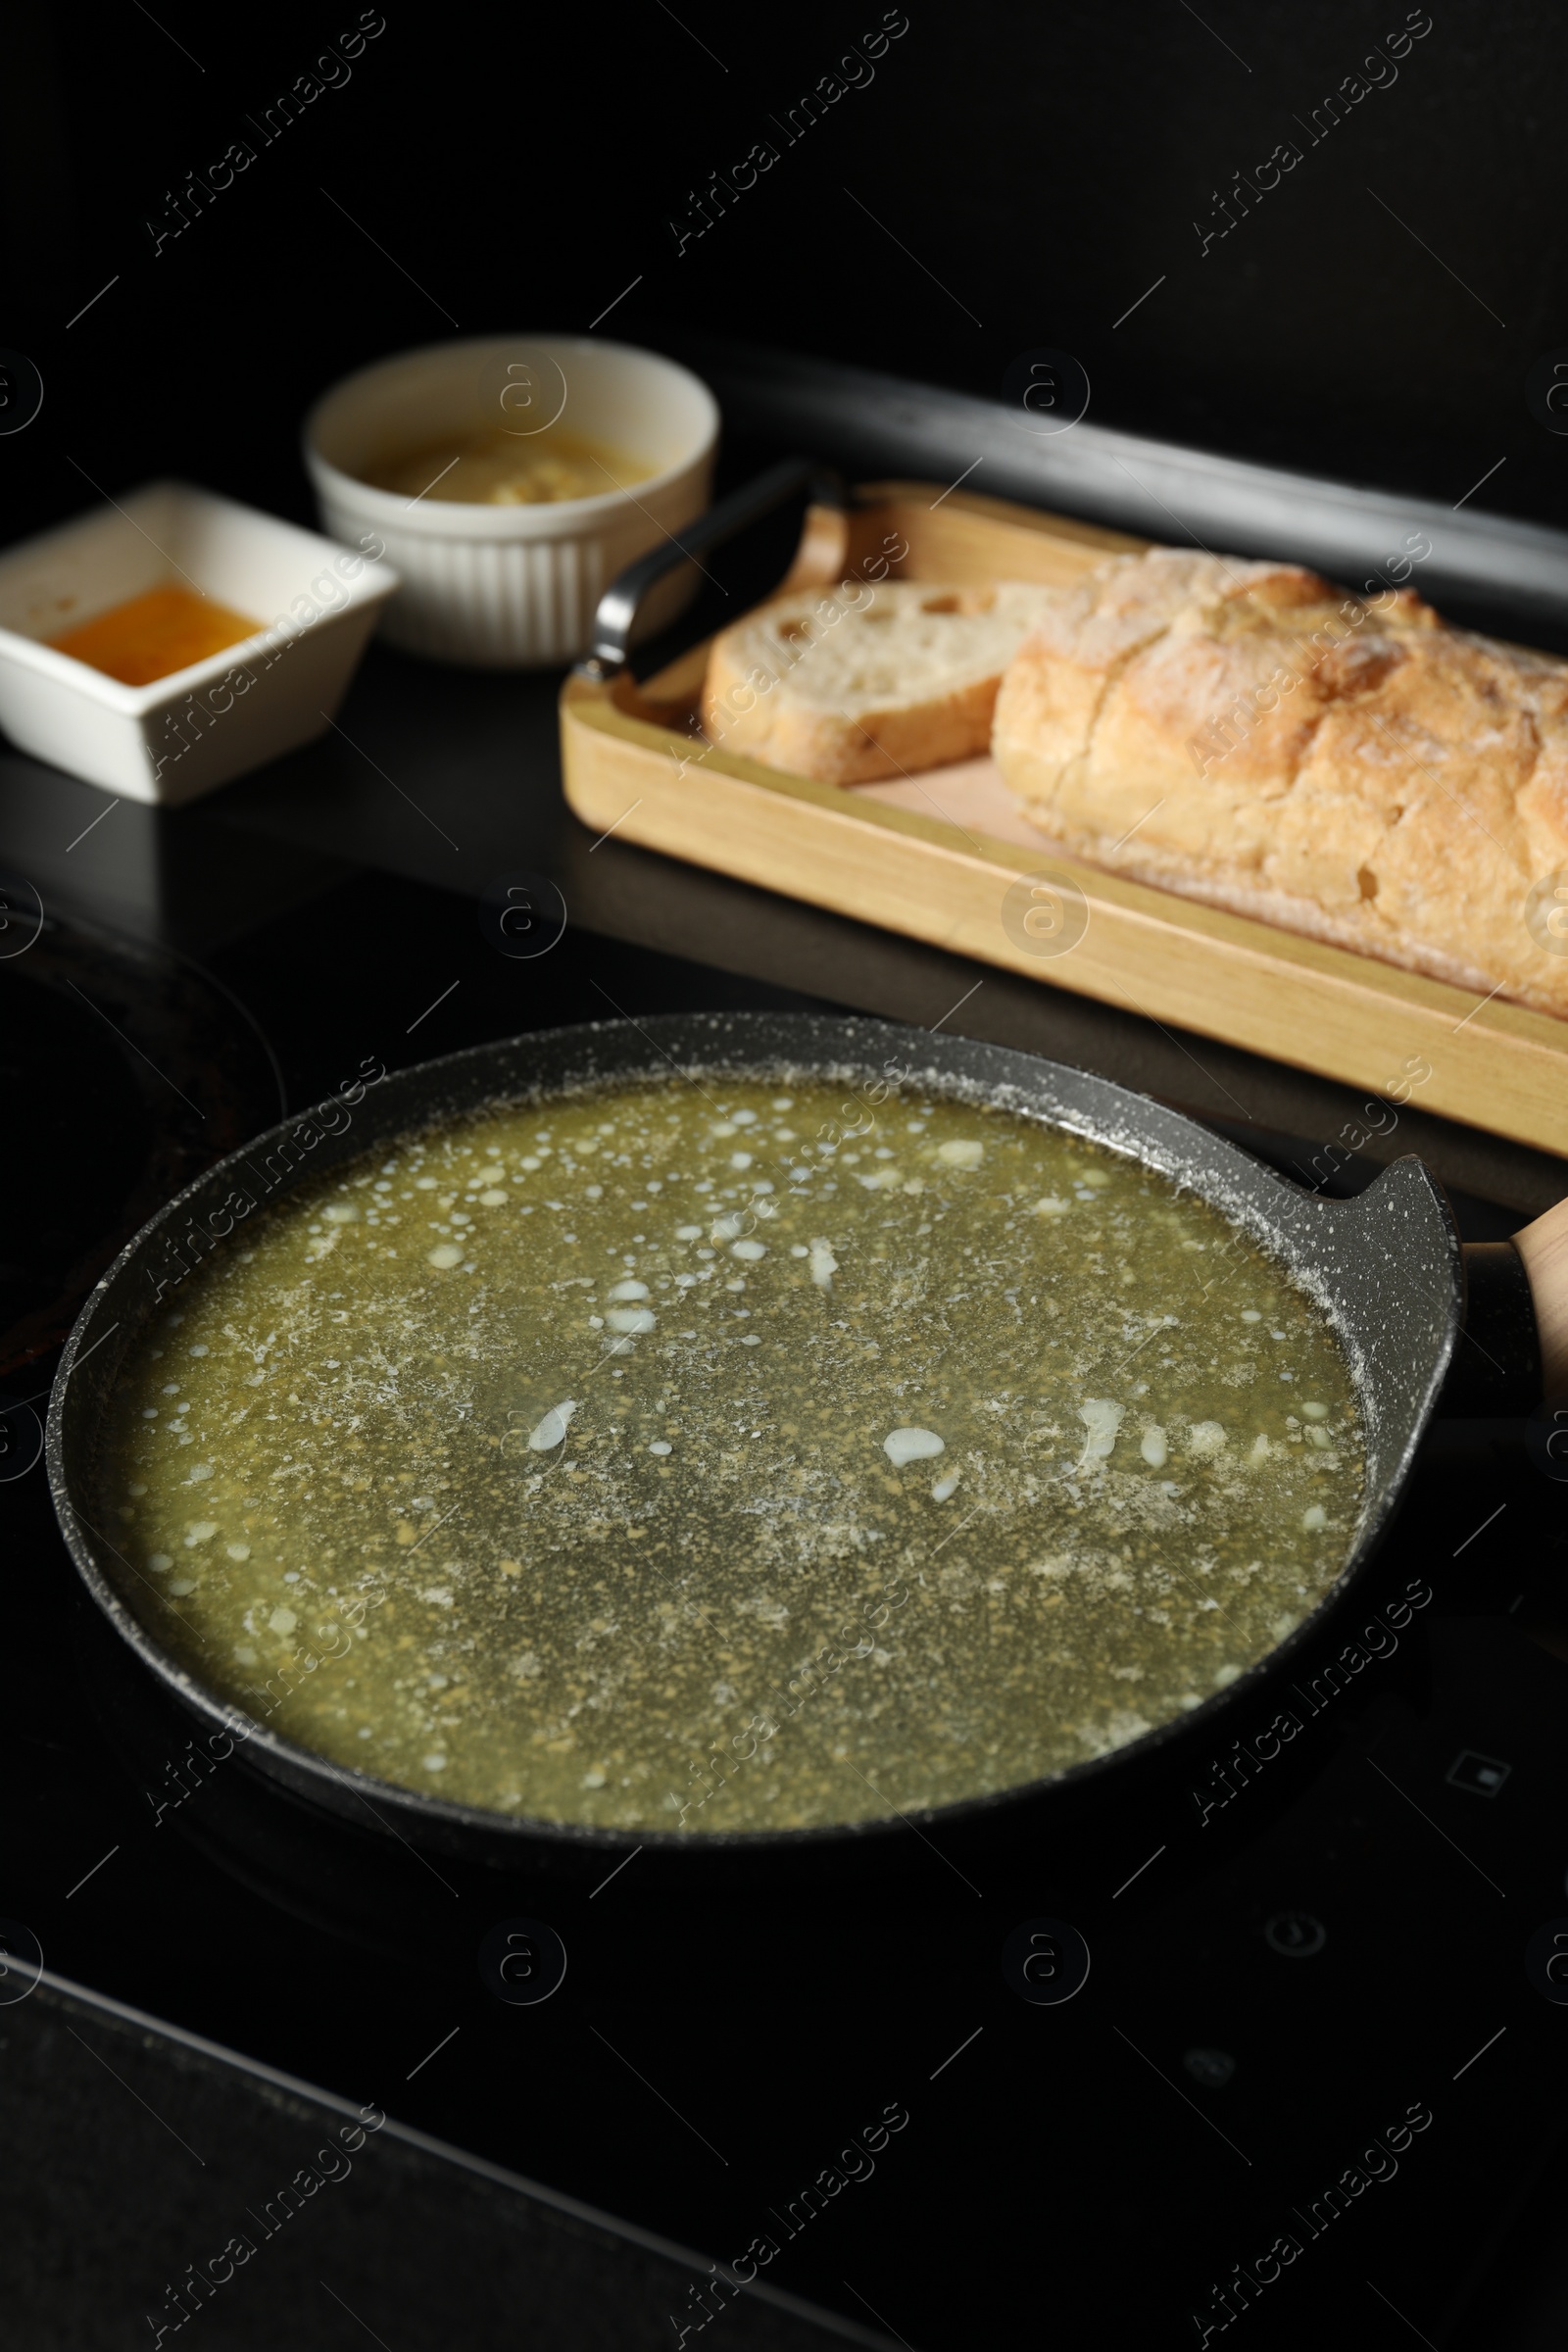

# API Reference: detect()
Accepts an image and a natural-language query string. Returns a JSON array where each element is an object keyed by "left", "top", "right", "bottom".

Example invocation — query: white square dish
[{"left": 0, "top": 481, "right": 400, "bottom": 805}]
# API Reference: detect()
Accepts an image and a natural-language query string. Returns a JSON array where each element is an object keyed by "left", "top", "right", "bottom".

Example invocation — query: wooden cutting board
[{"left": 560, "top": 482, "right": 1568, "bottom": 1159}]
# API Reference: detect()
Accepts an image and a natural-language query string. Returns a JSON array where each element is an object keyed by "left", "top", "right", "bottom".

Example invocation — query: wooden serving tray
[{"left": 560, "top": 482, "right": 1568, "bottom": 1159}]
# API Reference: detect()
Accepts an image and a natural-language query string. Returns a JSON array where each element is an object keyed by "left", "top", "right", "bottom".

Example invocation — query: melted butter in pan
[{"left": 103, "top": 1078, "right": 1362, "bottom": 1832}]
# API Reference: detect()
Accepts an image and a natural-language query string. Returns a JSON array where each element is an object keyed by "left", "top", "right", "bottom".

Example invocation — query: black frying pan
[{"left": 45, "top": 1012, "right": 1544, "bottom": 1891}]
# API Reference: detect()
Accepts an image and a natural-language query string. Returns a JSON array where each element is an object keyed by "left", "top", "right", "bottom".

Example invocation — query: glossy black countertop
[{"left": 4, "top": 614, "right": 1564, "bottom": 1232}]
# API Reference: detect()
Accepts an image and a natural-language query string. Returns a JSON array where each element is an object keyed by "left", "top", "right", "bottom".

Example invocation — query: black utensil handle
[
  {"left": 1445, "top": 1241, "right": 1543, "bottom": 1414},
  {"left": 578, "top": 456, "right": 846, "bottom": 677}
]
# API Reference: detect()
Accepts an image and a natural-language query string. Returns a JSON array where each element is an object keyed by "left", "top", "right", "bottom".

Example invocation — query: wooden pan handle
[
  {"left": 1447, "top": 1195, "right": 1568, "bottom": 1412},
  {"left": 1513, "top": 1194, "right": 1568, "bottom": 1399},
  {"left": 1452, "top": 1242, "right": 1543, "bottom": 1412}
]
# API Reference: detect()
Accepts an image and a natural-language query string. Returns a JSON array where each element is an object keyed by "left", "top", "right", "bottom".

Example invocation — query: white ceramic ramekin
[
  {"left": 0, "top": 482, "right": 399, "bottom": 805},
  {"left": 302, "top": 336, "right": 718, "bottom": 668}
]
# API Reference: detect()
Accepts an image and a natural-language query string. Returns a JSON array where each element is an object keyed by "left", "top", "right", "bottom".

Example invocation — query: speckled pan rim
[{"left": 47, "top": 1012, "right": 1462, "bottom": 1863}]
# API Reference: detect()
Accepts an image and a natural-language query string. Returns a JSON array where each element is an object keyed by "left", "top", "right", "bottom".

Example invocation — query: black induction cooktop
[
  {"left": 6, "top": 348, "right": 1568, "bottom": 2352},
  {"left": 3, "top": 847, "right": 1566, "bottom": 2352}
]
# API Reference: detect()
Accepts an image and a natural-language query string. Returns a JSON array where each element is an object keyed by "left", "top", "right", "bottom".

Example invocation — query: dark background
[{"left": 4, "top": 0, "right": 1566, "bottom": 546}]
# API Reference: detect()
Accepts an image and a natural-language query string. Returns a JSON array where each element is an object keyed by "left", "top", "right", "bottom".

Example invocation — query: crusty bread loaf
[
  {"left": 702, "top": 580, "right": 1057, "bottom": 785},
  {"left": 992, "top": 548, "right": 1568, "bottom": 1018}
]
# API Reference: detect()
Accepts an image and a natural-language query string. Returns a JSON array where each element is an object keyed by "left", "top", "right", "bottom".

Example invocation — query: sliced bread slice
[{"left": 701, "top": 579, "right": 1059, "bottom": 784}]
